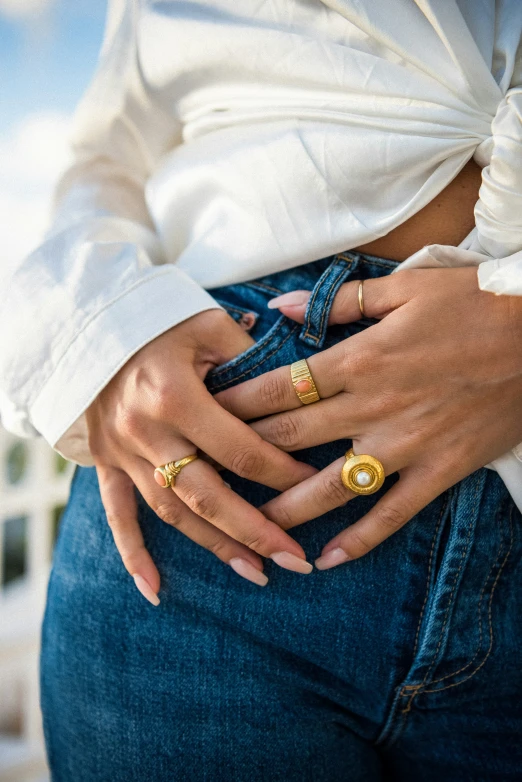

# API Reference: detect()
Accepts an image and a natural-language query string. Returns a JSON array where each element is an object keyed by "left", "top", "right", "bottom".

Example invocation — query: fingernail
[
  {"left": 315, "top": 547, "right": 350, "bottom": 571},
  {"left": 133, "top": 574, "right": 160, "bottom": 606},
  {"left": 229, "top": 557, "right": 269, "bottom": 586},
  {"left": 267, "top": 290, "right": 310, "bottom": 309},
  {"left": 270, "top": 551, "right": 313, "bottom": 574}
]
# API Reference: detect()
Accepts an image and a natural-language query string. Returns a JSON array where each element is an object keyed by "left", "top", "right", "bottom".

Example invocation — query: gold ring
[
  {"left": 290, "top": 358, "right": 320, "bottom": 405},
  {"left": 358, "top": 281, "right": 365, "bottom": 318},
  {"left": 154, "top": 453, "right": 198, "bottom": 489},
  {"left": 341, "top": 448, "right": 384, "bottom": 495}
]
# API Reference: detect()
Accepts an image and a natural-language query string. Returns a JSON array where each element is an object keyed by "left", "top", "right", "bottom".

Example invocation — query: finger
[
  {"left": 214, "top": 346, "right": 347, "bottom": 422},
  {"left": 250, "top": 395, "right": 357, "bottom": 452},
  {"left": 144, "top": 447, "right": 313, "bottom": 573},
  {"left": 315, "top": 465, "right": 447, "bottom": 568},
  {"left": 267, "top": 276, "right": 410, "bottom": 324},
  {"left": 179, "top": 388, "right": 318, "bottom": 491},
  {"left": 260, "top": 451, "right": 400, "bottom": 531},
  {"left": 126, "top": 456, "right": 270, "bottom": 586},
  {"left": 97, "top": 464, "right": 161, "bottom": 606}
]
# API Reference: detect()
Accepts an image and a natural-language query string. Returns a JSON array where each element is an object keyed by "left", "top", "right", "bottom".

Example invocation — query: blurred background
[{"left": 0, "top": 2, "right": 107, "bottom": 779}]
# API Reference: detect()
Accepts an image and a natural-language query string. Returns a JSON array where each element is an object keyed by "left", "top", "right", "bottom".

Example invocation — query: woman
[{"left": 2, "top": 0, "right": 522, "bottom": 778}]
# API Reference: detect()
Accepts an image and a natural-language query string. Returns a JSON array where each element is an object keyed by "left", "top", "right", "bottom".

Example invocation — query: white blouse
[{"left": 3, "top": 0, "right": 522, "bottom": 508}]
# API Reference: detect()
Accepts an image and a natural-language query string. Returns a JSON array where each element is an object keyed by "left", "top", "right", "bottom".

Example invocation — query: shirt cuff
[
  {"left": 29, "top": 266, "right": 222, "bottom": 465},
  {"left": 477, "top": 250, "right": 522, "bottom": 296}
]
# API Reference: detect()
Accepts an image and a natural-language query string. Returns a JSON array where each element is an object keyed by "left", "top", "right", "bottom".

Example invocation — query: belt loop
[{"left": 299, "top": 252, "right": 360, "bottom": 348}]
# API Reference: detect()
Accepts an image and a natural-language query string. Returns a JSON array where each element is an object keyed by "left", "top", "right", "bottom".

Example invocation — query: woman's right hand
[{"left": 86, "top": 309, "right": 316, "bottom": 604}]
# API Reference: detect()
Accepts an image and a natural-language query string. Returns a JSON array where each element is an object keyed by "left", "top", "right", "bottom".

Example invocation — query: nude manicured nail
[
  {"left": 315, "top": 547, "right": 350, "bottom": 570},
  {"left": 267, "top": 291, "right": 310, "bottom": 309},
  {"left": 133, "top": 574, "right": 160, "bottom": 606},
  {"left": 270, "top": 551, "right": 313, "bottom": 574},
  {"left": 229, "top": 557, "right": 269, "bottom": 587}
]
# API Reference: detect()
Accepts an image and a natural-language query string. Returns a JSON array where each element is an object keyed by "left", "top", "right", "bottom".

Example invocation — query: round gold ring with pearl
[{"left": 341, "top": 448, "right": 385, "bottom": 495}]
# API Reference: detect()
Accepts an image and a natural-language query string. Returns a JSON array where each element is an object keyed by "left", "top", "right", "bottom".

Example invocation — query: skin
[
  {"left": 216, "top": 267, "right": 522, "bottom": 568},
  {"left": 89, "top": 158, "right": 521, "bottom": 596},
  {"left": 86, "top": 309, "right": 317, "bottom": 602}
]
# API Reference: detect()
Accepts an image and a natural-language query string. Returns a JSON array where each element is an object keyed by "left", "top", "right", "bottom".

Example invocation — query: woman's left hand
[{"left": 216, "top": 267, "right": 522, "bottom": 569}]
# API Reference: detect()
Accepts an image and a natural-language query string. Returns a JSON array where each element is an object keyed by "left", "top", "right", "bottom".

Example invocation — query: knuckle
[
  {"left": 272, "top": 414, "right": 303, "bottom": 450},
  {"left": 154, "top": 502, "right": 183, "bottom": 528},
  {"left": 319, "top": 471, "right": 352, "bottom": 507},
  {"left": 208, "top": 538, "right": 230, "bottom": 561},
  {"left": 150, "top": 386, "right": 174, "bottom": 423},
  {"left": 346, "top": 527, "right": 373, "bottom": 557},
  {"left": 105, "top": 511, "right": 125, "bottom": 532},
  {"left": 182, "top": 486, "right": 221, "bottom": 521},
  {"left": 241, "top": 531, "right": 269, "bottom": 552},
  {"left": 114, "top": 403, "right": 142, "bottom": 439},
  {"left": 375, "top": 504, "right": 406, "bottom": 531},
  {"left": 263, "top": 501, "right": 295, "bottom": 530},
  {"left": 260, "top": 372, "right": 288, "bottom": 409},
  {"left": 228, "top": 446, "right": 264, "bottom": 479}
]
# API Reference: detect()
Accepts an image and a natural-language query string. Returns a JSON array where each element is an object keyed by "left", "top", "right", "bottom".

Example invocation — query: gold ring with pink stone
[{"left": 290, "top": 359, "right": 321, "bottom": 405}]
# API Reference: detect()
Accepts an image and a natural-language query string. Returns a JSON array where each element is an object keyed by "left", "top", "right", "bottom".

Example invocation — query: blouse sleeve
[
  {"left": 474, "top": 86, "right": 522, "bottom": 294},
  {"left": 0, "top": 0, "right": 221, "bottom": 465}
]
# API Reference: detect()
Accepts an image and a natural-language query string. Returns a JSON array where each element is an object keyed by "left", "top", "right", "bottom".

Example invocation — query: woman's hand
[
  {"left": 216, "top": 267, "right": 522, "bottom": 569},
  {"left": 86, "top": 309, "right": 316, "bottom": 604}
]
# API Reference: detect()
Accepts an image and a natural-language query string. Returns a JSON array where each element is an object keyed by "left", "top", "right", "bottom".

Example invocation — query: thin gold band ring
[{"left": 358, "top": 281, "right": 365, "bottom": 318}]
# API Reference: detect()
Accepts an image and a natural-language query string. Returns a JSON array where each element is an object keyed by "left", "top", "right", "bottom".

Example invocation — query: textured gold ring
[
  {"left": 341, "top": 448, "right": 384, "bottom": 495},
  {"left": 290, "top": 358, "right": 320, "bottom": 405},
  {"left": 358, "top": 281, "right": 365, "bottom": 318},
  {"left": 154, "top": 453, "right": 198, "bottom": 489}
]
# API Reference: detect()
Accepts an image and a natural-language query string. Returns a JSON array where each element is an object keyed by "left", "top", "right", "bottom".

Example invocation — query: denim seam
[
  {"left": 423, "top": 509, "right": 506, "bottom": 686},
  {"left": 372, "top": 496, "right": 448, "bottom": 749},
  {"left": 337, "top": 253, "right": 397, "bottom": 269},
  {"left": 209, "top": 324, "right": 299, "bottom": 391},
  {"left": 410, "top": 495, "right": 449, "bottom": 660},
  {"left": 211, "top": 317, "right": 288, "bottom": 377},
  {"left": 399, "top": 476, "right": 483, "bottom": 710},
  {"left": 244, "top": 281, "right": 284, "bottom": 295},
  {"left": 422, "top": 502, "right": 513, "bottom": 694},
  {"left": 302, "top": 258, "right": 353, "bottom": 343}
]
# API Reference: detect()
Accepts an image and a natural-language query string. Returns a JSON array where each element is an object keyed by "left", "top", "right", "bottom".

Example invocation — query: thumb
[{"left": 267, "top": 277, "right": 409, "bottom": 324}]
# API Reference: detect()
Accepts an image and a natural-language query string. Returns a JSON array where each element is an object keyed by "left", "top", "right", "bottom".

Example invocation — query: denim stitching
[
  {"left": 209, "top": 324, "right": 299, "bottom": 391},
  {"left": 399, "top": 476, "right": 481, "bottom": 709},
  {"left": 410, "top": 496, "right": 449, "bottom": 660},
  {"left": 422, "top": 502, "right": 514, "bottom": 693},
  {"left": 211, "top": 317, "right": 288, "bottom": 377},
  {"left": 302, "top": 263, "right": 350, "bottom": 343},
  {"left": 337, "top": 253, "right": 398, "bottom": 270},
  {"left": 244, "top": 281, "right": 284, "bottom": 295},
  {"left": 302, "top": 259, "right": 353, "bottom": 343},
  {"left": 425, "top": 513, "right": 505, "bottom": 686}
]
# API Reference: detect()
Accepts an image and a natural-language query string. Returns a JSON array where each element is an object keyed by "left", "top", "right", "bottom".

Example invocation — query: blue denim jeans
[{"left": 41, "top": 251, "right": 522, "bottom": 781}]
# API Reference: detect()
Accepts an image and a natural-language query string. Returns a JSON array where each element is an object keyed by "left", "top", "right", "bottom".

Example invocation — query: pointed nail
[
  {"left": 270, "top": 551, "right": 313, "bottom": 574},
  {"left": 133, "top": 574, "right": 160, "bottom": 606},
  {"left": 315, "top": 547, "right": 350, "bottom": 571},
  {"left": 267, "top": 290, "right": 311, "bottom": 309},
  {"left": 229, "top": 557, "right": 269, "bottom": 586}
]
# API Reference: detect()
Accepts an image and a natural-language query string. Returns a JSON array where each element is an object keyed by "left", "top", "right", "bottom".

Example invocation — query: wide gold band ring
[
  {"left": 290, "top": 359, "right": 321, "bottom": 405},
  {"left": 341, "top": 448, "right": 385, "bottom": 495},
  {"left": 154, "top": 453, "right": 198, "bottom": 489}
]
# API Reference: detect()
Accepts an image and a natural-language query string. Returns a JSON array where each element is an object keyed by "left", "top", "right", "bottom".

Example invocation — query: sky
[{"left": 0, "top": 0, "right": 107, "bottom": 271}]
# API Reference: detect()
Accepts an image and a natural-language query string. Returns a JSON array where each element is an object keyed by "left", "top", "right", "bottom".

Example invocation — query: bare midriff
[{"left": 353, "top": 158, "right": 483, "bottom": 262}]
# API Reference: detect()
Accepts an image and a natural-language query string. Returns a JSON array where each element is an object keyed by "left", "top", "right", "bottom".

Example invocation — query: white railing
[{"left": 0, "top": 428, "right": 74, "bottom": 782}]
